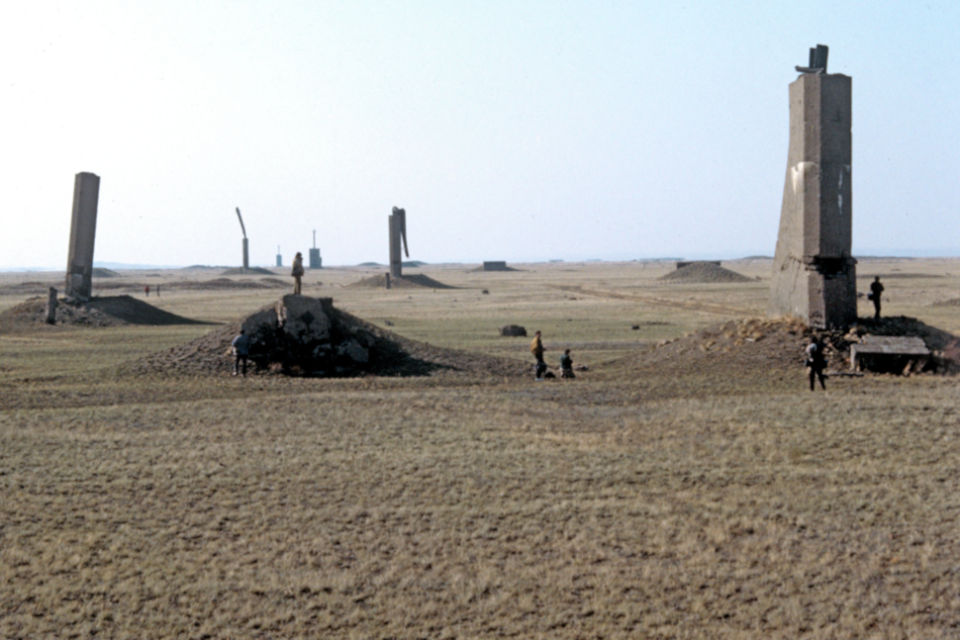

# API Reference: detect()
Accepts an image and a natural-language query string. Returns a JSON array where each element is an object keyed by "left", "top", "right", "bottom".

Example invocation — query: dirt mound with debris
[
  {"left": 0, "top": 295, "right": 209, "bottom": 329},
  {"left": 348, "top": 273, "right": 455, "bottom": 289},
  {"left": 128, "top": 296, "right": 522, "bottom": 378},
  {"left": 616, "top": 315, "right": 958, "bottom": 380},
  {"left": 659, "top": 262, "right": 753, "bottom": 283},
  {"left": 92, "top": 268, "right": 120, "bottom": 277}
]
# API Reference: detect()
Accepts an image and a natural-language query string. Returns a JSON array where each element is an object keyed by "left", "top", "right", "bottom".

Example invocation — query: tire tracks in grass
[{"left": 547, "top": 284, "right": 754, "bottom": 317}]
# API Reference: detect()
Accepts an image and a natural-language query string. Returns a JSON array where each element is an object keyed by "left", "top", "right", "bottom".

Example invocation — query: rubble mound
[
  {"left": 659, "top": 262, "right": 753, "bottom": 283},
  {"left": 619, "top": 315, "right": 958, "bottom": 378},
  {"left": 349, "top": 273, "right": 455, "bottom": 289},
  {"left": 129, "top": 294, "right": 522, "bottom": 378},
  {"left": 0, "top": 295, "right": 209, "bottom": 329}
]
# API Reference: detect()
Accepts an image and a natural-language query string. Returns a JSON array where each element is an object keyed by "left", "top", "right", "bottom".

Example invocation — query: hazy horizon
[{"left": 3, "top": 2, "right": 958, "bottom": 270}]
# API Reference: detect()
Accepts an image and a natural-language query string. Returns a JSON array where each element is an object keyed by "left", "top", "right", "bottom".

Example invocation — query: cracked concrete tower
[
  {"left": 769, "top": 45, "right": 857, "bottom": 329},
  {"left": 64, "top": 172, "right": 101, "bottom": 301}
]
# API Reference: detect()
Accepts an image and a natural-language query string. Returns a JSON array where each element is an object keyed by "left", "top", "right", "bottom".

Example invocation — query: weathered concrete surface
[
  {"left": 770, "top": 72, "right": 857, "bottom": 329},
  {"left": 851, "top": 335, "right": 930, "bottom": 373},
  {"left": 65, "top": 172, "right": 100, "bottom": 301},
  {"left": 389, "top": 207, "right": 408, "bottom": 279}
]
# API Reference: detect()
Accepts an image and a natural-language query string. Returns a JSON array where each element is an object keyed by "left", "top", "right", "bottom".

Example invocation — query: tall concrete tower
[
  {"left": 65, "top": 172, "right": 101, "bottom": 301},
  {"left": 770, "top": 45, "right": 857, "bottom": 329}
]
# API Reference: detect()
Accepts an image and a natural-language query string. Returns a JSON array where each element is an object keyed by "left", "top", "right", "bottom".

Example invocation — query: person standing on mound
[
  {"left": 291, "top": 252, "right": 304, "bottom": 295},
  {"left": 869, "top": 276, "right": 884, "bottom": 320}
]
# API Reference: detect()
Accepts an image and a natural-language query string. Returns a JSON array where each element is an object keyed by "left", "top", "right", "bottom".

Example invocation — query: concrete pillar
[
  {"left": 388, "top": 206, "right": 407, "bottom": 279},
  {"left": 242, "top": 238, "right": 249, "bottom": 270},
  {"left": 769, "top": 71, "right": 856, "bottom": 329},
  {"left": 65, "top": 172, "right": 100, "bottom": 301},
  {"left": 309, "top": 248, "right": 322, "bottom": 269},
  {"left": 45, "top": 287, "right": 58, "bottom": 324}
]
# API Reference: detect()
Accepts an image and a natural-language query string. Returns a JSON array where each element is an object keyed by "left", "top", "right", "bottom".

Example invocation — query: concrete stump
[{"left": 45, "top": 287, "right": 58, "bottom": 324}]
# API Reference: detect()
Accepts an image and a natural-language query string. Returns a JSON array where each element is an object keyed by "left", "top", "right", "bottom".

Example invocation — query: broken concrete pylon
[
  {"left": 770, "top": 46, "right": 856, "bottom": 329},
  {"left": 65, "top": 172, "right": 101, "bottom": 301}
]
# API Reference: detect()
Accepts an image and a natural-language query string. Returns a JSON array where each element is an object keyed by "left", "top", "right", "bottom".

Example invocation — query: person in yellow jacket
[{"left": 530, "top": 330, "right": 547, "bottom": 379}]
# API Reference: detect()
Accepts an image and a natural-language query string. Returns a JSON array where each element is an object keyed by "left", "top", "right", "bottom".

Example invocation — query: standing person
[
  {"left": 869, "top": 276, "right": 884, "bottom": 320},
  {"left": 805, "top": 335, "right": 827, "bottom": 391},
  {"left": 291, "top": 252, "right": 304, "bottom": 295},
  {"left": 530, "top": 330, "right": 547, "bottom": 379},
  {"left": 560, "top": 348, "right": 575, "bottom": 379},
  {"left": 144, "top": 285, "right": 150, "bottom": 297},
  {"left": 232, "top": 329, "right": 250, "bottom": 376}
]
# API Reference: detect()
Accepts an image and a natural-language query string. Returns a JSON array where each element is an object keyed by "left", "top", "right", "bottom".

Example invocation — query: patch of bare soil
[
  {"left": 932, "top": 297, "right": 960, "bottom": 307},
  {"left": 0, "top": 295, "right": 209, "bottom": 329},
  {"left": 220, "top": 267, "right": 276, "bottom": 275},
  {"left": 659, "top": 262, "right": 754, "bottom": 283},
  {"left": 128, "top": 303, "right": 522, "bottom": 378},
  {"left": 166, "top": 277, "right": 289, "bottom": 290},
  {"left": 348, "top": 273, "right": 456, "bottom": 289}
]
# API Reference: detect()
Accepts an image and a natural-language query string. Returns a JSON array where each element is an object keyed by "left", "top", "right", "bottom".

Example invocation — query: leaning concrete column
[
  {"left": 65, "top": 172, "right": 101, "bottom": 301},
  {"left": 769, "top": 48, "right": 856, "bottom": 329},
  {"left": 388, "top": 206, "right": 408, "bottom": 279},
  {"left": 45, "top": 287, "right": 58, "bottom": 324}
]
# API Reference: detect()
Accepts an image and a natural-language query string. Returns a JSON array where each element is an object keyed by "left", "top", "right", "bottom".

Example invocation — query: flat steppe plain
[{"left": 2, "top": 258, "right": 960, "bottom": 638}]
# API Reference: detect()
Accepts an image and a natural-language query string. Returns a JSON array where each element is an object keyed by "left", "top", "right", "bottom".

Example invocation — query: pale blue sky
[{"left": 1, "top": 1, "right": 958, "bottom": 268}]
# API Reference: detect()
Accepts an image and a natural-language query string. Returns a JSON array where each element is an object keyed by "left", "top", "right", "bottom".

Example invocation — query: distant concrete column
[
  {"left": 242, "top": 238, "right": 250, "bottom": 270},
  {"left": 309, "top": 248, "right": 322, "bottom": 269},
  {"left": 388, "top": 206, "right": 408, "bottom": 279},
  {"left": 769, "top": 63, "right": 856, "bottom": 329},
  {"left": 65, "top": 172, "right": 100, "bottom": 301},
  {"left": 45, "top": 287, "right": 58, "bottom": 324}
]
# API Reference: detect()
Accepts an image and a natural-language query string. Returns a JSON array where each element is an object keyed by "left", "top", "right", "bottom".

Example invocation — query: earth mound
[
  {"left": 0, "top": 295, "right": 209, "bottom": 329},
  {"left": 618, "top": 315, "right": 958, "bottom": 379},
  {"left": 348, "top": 273, "right": 455, "bottom": 289},
  {"left": 129, "top": 295, "right": 522, "bottom": 378},
  {"left": 659, "top": 262, "right": 753, "bottom": 283},
  {"left": 220, "top": 267, "right": 276, "bottom": 276},
  {"left": 92, "top": 268, "right": 120, "bottom": 277}
]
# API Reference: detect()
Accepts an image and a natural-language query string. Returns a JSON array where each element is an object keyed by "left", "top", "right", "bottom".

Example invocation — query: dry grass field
[{"left": 2, "top": 259, "right": 960, "bottom": 638}]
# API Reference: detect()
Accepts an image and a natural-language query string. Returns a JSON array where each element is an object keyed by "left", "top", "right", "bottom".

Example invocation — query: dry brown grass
[{"left": 2, "top": 259, "right": 960, "bottom": 638}]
